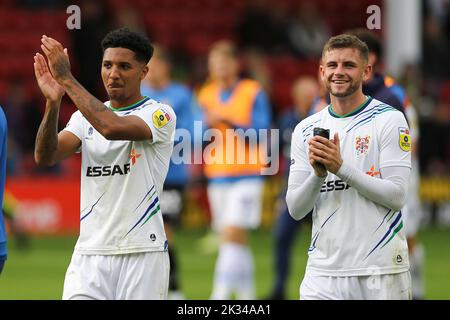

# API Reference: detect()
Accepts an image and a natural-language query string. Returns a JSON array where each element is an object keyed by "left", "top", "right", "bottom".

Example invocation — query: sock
[
  {"left": 410, "top": 244, "right": 425, "bottom": 299},
  {"left": 210, "top": 243, "right": 236, "bottom": 299},
  {"left": 210, "top": 243, "right": 255, "bottom": 300},
  {"left": 234, "top": 244, "right": 255, "bottom": 300},
  {"left": 168, "top": 248, "right": 179, "bottom": 291}
]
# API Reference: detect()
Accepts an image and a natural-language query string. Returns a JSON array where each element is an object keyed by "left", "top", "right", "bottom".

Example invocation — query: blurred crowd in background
[{"left": 2, "top": 0, "right": 450, "bottom": 227}]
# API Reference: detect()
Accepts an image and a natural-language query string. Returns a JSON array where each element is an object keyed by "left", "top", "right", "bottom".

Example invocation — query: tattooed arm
[
  {"left": 33, "top": 52, "right": 81, "bottom": 166},
  {"left": 40, "top": 35, "right": 152, "bottom": 141},
  {"left": 34, "top": 100, "right": 81, "bottom": 166}
]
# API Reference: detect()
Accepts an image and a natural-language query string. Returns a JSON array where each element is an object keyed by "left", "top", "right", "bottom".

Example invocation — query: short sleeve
[
  {"left": 134, "top": 103, "right": 177, "bottom": 144},
  {"left": 63, "top": 111, "right": 84, "bottom": 141},
  {"left": 379, "top": 110, "right": 412, "bottom": 169},
  {"left": 290, "top": 124, "right": 311, "bottom": 172}
]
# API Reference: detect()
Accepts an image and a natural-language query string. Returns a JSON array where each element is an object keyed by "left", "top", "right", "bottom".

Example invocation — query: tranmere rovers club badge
[{"left": 355, "top": 135, "right": 371, "bottom": 156}]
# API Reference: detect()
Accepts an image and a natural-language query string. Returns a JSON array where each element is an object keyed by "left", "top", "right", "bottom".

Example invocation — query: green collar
[
  {"left": 108, "top": 96, "right": 150, "bottom": 112},
  {"left": 329, "top": 96, "right": 372, "bottom": 118}
]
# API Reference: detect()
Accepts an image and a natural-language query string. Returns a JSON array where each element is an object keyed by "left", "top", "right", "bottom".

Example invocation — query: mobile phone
[
  {"left": 312, "top": 127, "right": 329, "bottom": 171},
  {"left": 313, "top": 127, "right": 330, "bottom": 139}
]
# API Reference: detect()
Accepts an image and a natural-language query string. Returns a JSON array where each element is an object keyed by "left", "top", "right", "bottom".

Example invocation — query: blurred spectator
[
  {"left": 282, "top": 75, "right": 321, "bottom": 169},
  {"left": 287, "top": 0, "right": 330, "bottom": 59}
]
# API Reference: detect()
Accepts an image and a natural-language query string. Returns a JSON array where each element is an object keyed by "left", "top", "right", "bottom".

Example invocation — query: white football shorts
[
  {"left": 62, "top": 251, "right": 169, "bottom": 300},
  {"left": 300, "top": 270, "right": 412, "bottom": 300},
  {"left": 207, "top": 178, "right": 263, "bottom": 232}
]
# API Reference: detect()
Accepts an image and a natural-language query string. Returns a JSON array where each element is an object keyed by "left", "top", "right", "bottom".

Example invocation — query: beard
[{"left": 326, "top": 80, "right": 360, "bottom": 98}]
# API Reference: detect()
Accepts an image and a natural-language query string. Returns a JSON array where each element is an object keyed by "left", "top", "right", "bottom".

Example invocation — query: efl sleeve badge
[
  {"left": 398, "top": 127, "right": 411, "bottom": 152},
  {"left": 152, "top": 108, "right": 171, "bottom": 128}
]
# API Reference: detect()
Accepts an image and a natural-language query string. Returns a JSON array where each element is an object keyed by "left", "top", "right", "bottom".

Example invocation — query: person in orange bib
[{"left": 197, "top": 40, "right": 272, "bottom": 299}]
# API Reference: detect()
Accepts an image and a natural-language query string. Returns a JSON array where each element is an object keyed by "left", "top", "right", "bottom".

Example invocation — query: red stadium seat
[
  {"left": 183, "top": 34, "right": 215, "bottom": 57},
  {"left": 272, "top": 80, "right": 294, "bottom": 111},
  {"left": 440, "top": 81, "right": 450, "bottom": 103},
  {"left": 0, "top": 80, "right": 8, "bottom": 102},
  {"left": 267, "top": 55, "right": 302, "bottom": 80},
  {"left": 59, "top": 101, "right": 77, "bottom": 127},
  {"left": 298, "top": 59, "right": 320, "bottom": 78}
]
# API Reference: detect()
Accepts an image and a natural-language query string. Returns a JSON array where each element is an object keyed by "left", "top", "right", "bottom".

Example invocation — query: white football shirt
[
  {"left": 64, "top": 97, "right": 176, "bottom": 255},
  {"left": 290, "top": 97, "right": 411, "bottom": 276}
]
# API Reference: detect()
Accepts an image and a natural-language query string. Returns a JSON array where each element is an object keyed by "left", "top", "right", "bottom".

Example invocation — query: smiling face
[
  {"left": 320, "top": 47, "right": 371, "bottom": 98},
  {"left": 101, "top": 47, "right": 148, "bottom": 104}
]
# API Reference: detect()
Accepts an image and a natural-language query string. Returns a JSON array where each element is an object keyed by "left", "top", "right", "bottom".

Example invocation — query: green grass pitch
[{"left": 1, "top": 226, "right": 449, "bottom": 299}]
